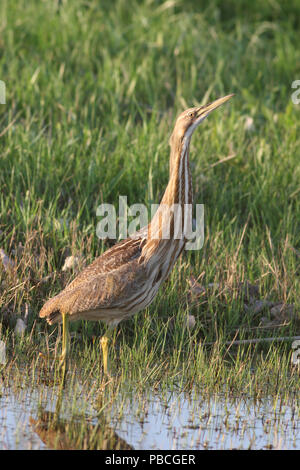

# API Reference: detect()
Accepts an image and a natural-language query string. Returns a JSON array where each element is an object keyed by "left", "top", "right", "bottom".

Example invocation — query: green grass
[{"left": 0, "top": 0, "right": 300, "bottom": 400}]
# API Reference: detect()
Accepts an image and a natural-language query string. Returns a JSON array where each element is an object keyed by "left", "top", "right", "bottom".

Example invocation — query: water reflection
[
  {"left": 0, "top": 382, "right": 299, "bottom": 450},
  {"left": 30, "top": 409, "right": 133, "bottom": 450},
  {"left": 111, "top": 390, "right": 300, "bottom": 450},
  {"left": 28, "top": 379, "right": 133, "bottom": 450}
]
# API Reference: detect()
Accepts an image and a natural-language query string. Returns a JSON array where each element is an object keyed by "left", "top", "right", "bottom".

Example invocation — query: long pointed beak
[{"left": 196, "top": 94, "right": 234, "bottom": 120}]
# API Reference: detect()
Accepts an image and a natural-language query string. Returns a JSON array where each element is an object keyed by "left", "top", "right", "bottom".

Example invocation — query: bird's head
[{"left": 170, "top": 94, "right": 234, "bottom": 146}]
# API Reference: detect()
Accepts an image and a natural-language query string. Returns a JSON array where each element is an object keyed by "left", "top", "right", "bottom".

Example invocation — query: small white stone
[
  {"left": 244, "top": 116, "right": 255, "bottom": 132},
  {"left": 62, "top": 255, "right": 80, "bottom": 271},
  {"left": 187, "top": 314, "right": 196, "bottom": 330},
  {"left": 0, "top": 340, "right": 6, "bottom": 364},
  {"left": 14, "top": 318, "right": 26, "bottom": 336},
  {"left": 0, "top": 248, "right": 14, "bottom": 271}
]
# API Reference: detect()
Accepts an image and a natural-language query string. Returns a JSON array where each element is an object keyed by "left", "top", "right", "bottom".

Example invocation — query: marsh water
[{"left": 1, "top": 379, "right": 299, "bottom": 450}]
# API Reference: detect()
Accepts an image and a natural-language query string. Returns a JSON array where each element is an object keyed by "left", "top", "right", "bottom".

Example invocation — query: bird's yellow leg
[
  {"left": 59, "top": 313, "right": 69, "bottom": 381},
  {"left": 100, "top": 335, "right": 109, "bottom": 375},
  {"left": 100, "top": 327, "right": 115, "bottom": 375}
]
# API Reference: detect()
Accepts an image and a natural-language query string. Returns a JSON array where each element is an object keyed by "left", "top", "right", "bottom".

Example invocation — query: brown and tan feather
[{"left": 39, "top": 98, "right": 232, "bottom": 329}]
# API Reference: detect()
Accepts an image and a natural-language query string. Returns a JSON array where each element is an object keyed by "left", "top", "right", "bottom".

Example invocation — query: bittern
[{"left": 40, "top": 94, "right": 233, "bottom": 375}]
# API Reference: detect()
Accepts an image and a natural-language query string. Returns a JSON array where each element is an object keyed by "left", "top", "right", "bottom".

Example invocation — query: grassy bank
[{"left": 0, "top": 0, "right": 299, "bottom": 395}]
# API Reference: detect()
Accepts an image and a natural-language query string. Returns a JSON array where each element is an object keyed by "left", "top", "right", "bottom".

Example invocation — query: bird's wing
[
  {"left": 39, "top": 235, "right": 147, "bottom": 322},
  {"left": 39, "top": 258, "right": 147, "bottom": 323},
  {"left": 69, "top": 260, "right": 146, "bottom": 313},
  {"left": 64, "top": 235, "right": 145, "bottom": 293}
]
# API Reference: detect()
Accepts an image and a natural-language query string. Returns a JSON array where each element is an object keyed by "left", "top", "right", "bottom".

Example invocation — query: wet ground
[{"left": 1, "top": 382, "right": 299, "bottom": 450}]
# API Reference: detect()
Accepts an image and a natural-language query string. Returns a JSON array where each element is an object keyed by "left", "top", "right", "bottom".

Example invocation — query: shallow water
[
  {"left": 112, "top": 391, "right": 300, "bottom": 450},
  {"left": 0, "top": 383, "right": 299, "bottom": 450},
  {"left": 0, "top": 388, "right": 47, "bottom": 450}
]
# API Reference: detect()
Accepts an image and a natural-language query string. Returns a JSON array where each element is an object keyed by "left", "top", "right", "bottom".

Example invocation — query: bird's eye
[{"left": 187, "top": 112, "right": 194, "bottom": 118}]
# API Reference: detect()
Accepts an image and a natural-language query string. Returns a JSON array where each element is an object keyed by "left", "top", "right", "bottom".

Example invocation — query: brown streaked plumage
[{"left": 40, "top": 94, "right": 234, "bottom": 374}]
